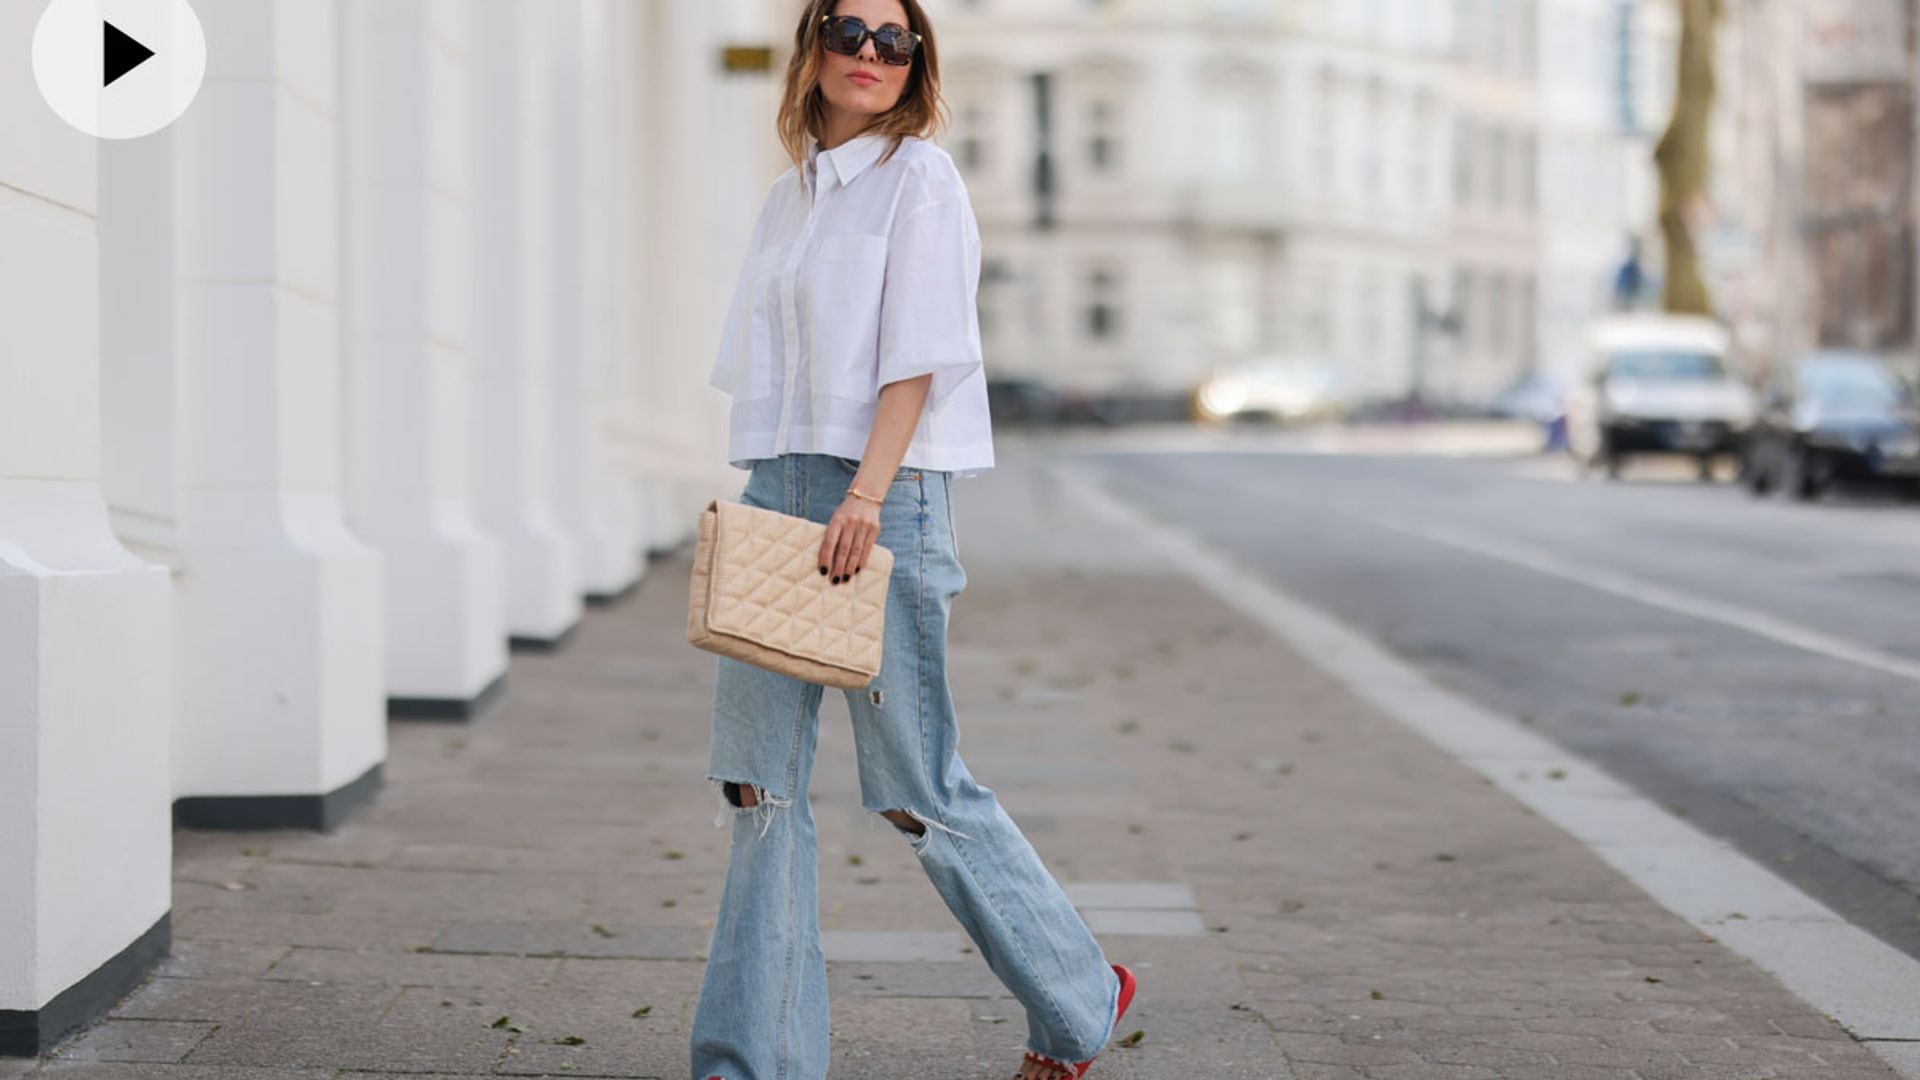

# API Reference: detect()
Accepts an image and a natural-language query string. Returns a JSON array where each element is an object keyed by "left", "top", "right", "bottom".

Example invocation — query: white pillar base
[
  {"left": 364, "top": 517, "right": 507, "bottom": 715},
  {"left": 582, "top": 464, "right": 643, "bottom": 600},
  {"left": 171, "top": 492, "right": 387, "bottom": 824},
  {"left": 500, "top": 513, "right": 582, "bottom": 648},
  {"left": 0, "top": 484, "right": 172, "bottom": 1050}
]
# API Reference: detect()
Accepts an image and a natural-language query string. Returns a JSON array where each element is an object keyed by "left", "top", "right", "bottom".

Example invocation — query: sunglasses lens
[
  {"left": 823, "top": 16, "right": 865, "bottom": 55},
  {"left": 874, "top": 27, "right": 915, "bottom": 64}
]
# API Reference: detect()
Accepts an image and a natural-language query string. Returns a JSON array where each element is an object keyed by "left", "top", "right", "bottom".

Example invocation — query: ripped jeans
[{"left": 691, "top": 452, "right": 1120, "bottom": 1080}]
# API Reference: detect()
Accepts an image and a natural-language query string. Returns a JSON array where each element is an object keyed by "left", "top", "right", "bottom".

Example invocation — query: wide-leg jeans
[{"left": 689, "top": 452, "right": 1120, "bottom": 1080}]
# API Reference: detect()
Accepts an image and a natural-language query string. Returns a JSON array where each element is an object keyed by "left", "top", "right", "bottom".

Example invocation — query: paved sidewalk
[{"left": 7, "top": 449, "right": 1903, "bottom": 1080}]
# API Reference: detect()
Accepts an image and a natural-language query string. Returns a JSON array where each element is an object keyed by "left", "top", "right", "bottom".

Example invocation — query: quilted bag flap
[{"left": 706, "top": 500, "right": 894, "bottom": 673}]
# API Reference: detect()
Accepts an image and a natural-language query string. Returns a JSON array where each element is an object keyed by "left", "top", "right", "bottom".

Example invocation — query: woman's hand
[{"left": 819, "top": 495, "right": 882, "bottom": 584}]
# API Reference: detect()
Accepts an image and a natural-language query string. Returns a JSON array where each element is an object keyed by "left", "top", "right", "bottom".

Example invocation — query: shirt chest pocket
[{"left": 801, "top": 233, "right": 889, "bottom": 402}]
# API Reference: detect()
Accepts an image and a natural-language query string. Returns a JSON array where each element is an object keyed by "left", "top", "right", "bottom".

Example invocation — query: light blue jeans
[{"left": 690, "top": 452, "right": 1120, "bottom": 1080}]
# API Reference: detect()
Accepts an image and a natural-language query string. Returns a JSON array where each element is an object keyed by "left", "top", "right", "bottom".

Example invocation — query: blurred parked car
[
  {"left": 985, "top": 375, "right": 1069, "bottom": 426},
  {"left": 1191, "top": 359, "right": 1353, "bottom": 425},
  {"left": 1566, "top": 315, "right": 1753, "bottom": 479},
  {"left": 1742, "top": 351, "right": 1920, "bottom": 501}
]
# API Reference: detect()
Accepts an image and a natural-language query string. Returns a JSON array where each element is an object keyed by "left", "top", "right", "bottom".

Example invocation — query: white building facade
[
  {"left": 1, "top": 0, "right": 785, "bottom": 1055},
  {"left": 936, "top": 0, "right": 1675, "bottom": 407},
  {"left": 934, "top": 0, "right": 1478, "bottom": 405}
]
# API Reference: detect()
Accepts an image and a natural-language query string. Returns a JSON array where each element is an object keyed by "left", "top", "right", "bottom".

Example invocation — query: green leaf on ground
[
  {"left": 631, "top": 1005, "right": 653, "bottom": 1018},
  {"left": 1116, "top": 1029, "right": 1145, "bottom": 1048}
]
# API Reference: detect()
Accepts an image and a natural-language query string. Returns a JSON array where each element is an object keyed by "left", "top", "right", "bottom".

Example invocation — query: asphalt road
[{"left": 1075, "top": 443, "right": 1920, "bottom": 963}]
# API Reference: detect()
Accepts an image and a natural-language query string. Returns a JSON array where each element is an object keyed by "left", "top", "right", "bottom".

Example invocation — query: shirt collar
[{"left": 808, "top": 132, "right": 893, "bottom": 189}]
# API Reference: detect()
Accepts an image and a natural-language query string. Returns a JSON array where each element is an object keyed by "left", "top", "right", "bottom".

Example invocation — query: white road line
[
  {"left": 1052, "top": 462, "right": 1920, "bottom": 1077},
  {"left": 1356, "top": 513, "right": 1920, "bottom": 687}
]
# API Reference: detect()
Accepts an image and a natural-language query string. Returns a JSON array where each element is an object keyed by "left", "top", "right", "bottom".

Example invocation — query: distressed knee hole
[
  {"left": 880, "top": 809, "right": 924, "bottom": 836},
  {"left": 868, "top": 688, "right": 884, "bottom": 707},
  {"left": 708, "top": 778, "right": 790, "bottom": 838}
]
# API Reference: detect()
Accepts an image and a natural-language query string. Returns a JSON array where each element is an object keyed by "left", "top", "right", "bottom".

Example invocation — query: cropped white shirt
[{"left": 707, "top": 133, "right": 995, "bottom": 476}]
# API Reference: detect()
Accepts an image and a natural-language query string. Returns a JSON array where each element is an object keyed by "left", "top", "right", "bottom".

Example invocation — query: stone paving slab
[
  {"left": 26, "top": 1021, "right": 215, "bottom": 1066},
  {"left": 825, "top": 960, "right": 1011, "bottom": 999},
  {"left": 9, "top": 447, "right": 1906, "bottom": 1078}
]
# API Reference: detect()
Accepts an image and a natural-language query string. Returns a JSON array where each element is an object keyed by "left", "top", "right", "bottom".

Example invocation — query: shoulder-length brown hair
[{"left": 776, "top": 0, "right": 947, "bottom": 171}]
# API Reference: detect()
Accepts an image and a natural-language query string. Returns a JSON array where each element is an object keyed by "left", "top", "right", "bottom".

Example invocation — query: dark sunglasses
[{"left": 819, "top": 13, "right": 921, "bottom": 66}]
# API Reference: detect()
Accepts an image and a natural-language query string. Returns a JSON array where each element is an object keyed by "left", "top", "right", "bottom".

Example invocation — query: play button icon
[
  {"left": 33, "top": 0, "right": 207, "bottom": 139},
  {"left": 103, "top": 22, "right": 157, "bottom": 88}
]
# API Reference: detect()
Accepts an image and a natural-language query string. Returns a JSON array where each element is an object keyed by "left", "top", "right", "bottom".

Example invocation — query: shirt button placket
[{"left": 774, "top": 165, "right": 824, "bottom": 456}]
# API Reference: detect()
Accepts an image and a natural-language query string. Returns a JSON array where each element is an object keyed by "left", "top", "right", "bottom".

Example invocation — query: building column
[
  {"left": 338, "top": 0, "right": 508, "bottom": 716},
  {"left": 468, "top": 0, "right": 580, "bottom": 648},
  {"left": 577, "top": 0, "right": 645, "bottom": 600},
  {"left": 632, "top": 0, "right": 762, "bottom": 552},
  {"left": 0, "top": 2, "right": 173, "bottom": 1053},
  {"left": 168, "top": 0, "right": 386, "bottom": 829}
]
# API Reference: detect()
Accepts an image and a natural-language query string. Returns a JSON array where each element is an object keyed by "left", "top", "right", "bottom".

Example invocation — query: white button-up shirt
[{"left": 707, "top": 132, "right": 995, "bottom": 477}]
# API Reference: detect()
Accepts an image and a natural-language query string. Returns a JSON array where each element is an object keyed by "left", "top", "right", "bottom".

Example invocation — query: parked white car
[{"left": 1566, "top": 315, "right": 1755, "bottom": 479}]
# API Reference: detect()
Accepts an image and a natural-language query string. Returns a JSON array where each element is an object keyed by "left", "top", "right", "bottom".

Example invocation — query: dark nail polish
[{"left": 819, "top": 566, "right": 828, "bottom": 575}]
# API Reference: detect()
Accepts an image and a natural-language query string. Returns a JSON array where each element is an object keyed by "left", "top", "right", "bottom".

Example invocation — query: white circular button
[{"left": 32, "top": 0, "right": 207, "bottom": 140}]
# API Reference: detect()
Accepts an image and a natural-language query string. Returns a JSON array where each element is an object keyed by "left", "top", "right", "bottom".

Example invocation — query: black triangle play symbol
[{"left": 103, "top": 21, "right": 155, "bottom": 88}]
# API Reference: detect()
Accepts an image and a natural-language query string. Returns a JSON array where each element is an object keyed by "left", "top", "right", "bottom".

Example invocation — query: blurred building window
[
  {"left": 1455, "top": 268, "right": 1476, "bottom": 349},
  {"left": 1207, "top": 256, "right": 1261, "bottom": 354},
  {"left": 1486, "top": 0, "right": 1507, "bottom": 71},
  {"left": 1482, "top": 125, "right": 1497, "bottom": 208},
  {"left": 1517, "top": 130, "right": 1537, "bottom": 212},
  {"left": 958, "top": 102, "right": 990, "bottom": 175},
  {"left": 1410, "top": 93, "right": 1435, "bottom": 208},
  {"left": 979, "top": 258, "right": 1012, "bottom": 343},
  {"left": 1085, "top": 266, "right": 1121, "bottom": 342},
  {"left": 1517, "top": 0, "right": 1538, "bottom": 80},
  {"left": 1362, "top": 79, "right": 1386, "bottom": 200},
  {"left": 1518, "top": 274, "right": 1537, "bottom": 367},
  {"left": 1201, "top": 62, "right": 1271, "bottom": 184},
  {"left": 1453, "top": 116, "right": 1474, "bottom": 208},
  {"left": 1359, "top": 267, "right": 1383, "bottom": 359},
  {"left": 1315, "top": 68, "right": 1338, "bottom": 195},
  {"left": 1087, "top": 99, "right": 1120, "bottom": 173},
  {"left": 1489, "top": 271, "right": 1509, "bottom": 354},
  {"left": 1298, "top": 260, "right": 1334, "bottom": 352}
]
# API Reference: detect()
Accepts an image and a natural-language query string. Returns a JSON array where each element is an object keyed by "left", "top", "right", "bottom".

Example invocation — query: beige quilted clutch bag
[{"left": 687, "top": 499, "right": 893, "bottom": 689}]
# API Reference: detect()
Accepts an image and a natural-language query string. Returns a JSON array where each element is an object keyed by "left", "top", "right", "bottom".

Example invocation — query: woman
[{"left": 690, "top": 2, "right": 1137, "bottom": 1079}]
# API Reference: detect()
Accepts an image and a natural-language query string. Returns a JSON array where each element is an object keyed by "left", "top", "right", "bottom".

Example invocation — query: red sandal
[{"left": 1014, "top": 963, "right": 1138, "bottom": 1079}]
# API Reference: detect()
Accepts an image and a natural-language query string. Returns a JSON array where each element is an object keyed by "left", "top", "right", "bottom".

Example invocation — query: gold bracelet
[{"left": 847, "top": 487, "right": 885, "bottom": 505}]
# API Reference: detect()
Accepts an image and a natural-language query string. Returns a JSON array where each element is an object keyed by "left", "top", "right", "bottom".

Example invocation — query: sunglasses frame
[{"left": 818, "top": 13, "right": 922, "bottom": 66}]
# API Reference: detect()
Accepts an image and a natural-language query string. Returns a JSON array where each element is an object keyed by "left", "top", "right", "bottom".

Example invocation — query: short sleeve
[{"left": 875, "top": 186, "right": 984, "bottom": 413}]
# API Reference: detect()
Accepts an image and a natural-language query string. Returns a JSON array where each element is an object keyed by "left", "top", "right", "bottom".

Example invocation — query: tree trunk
[{"left": 1654, "top": 0, "right": 1722, "bottom": 316}]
